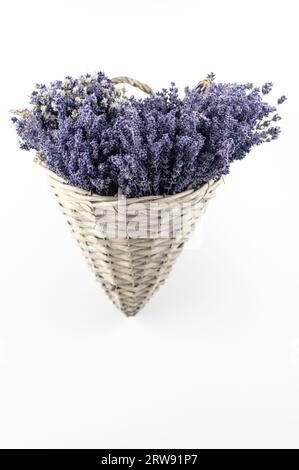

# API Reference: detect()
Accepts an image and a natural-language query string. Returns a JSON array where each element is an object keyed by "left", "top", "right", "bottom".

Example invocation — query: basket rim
[{"left": 37, "top": 158, "right": 222, "bottom": 205}]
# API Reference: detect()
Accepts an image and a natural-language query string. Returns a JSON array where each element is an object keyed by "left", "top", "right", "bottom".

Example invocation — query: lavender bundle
[{"left": 11, "top": 72, "right": 286, "bottom": 197}]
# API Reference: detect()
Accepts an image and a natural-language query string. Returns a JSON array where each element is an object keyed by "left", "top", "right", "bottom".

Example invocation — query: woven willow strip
[
  {"left": 43, "top": 165, "right": 221, "bottom": 316},
  {"left": 111, "top": 76, "right": 155, "bottom": 96},
  {"left": 38, "top": 76, "right": 222, "bottom": 316}
]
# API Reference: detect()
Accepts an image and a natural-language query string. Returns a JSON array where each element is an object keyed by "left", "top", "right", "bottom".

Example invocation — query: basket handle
[{"left": 111, "top": 76, "right": 154, "bottom": 96}]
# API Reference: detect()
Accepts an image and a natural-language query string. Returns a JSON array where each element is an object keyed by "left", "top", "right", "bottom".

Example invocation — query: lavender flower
[
  {"left": 278, "top": 95, "right": 287, "bottom": 105},
  {"left": 262, "top": 82, "right": 273, "bottom": 94},
  {"left": 11, "top": 71, "right": 286, "bottom": 197}
]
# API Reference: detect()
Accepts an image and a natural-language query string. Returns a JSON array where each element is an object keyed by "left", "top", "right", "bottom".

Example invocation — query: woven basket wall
[{"left": 42, "top": 165, "right": 221, "bottom": 316}]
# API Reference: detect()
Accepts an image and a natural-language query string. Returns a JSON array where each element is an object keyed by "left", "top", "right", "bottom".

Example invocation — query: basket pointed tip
[{"left": 122, "top": 308, "right": 141, "bottom": 317}]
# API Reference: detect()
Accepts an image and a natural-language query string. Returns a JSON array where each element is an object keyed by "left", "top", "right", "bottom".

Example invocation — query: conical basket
[{"left": 41, "top": 164, "right": 221, "bottom": 316}]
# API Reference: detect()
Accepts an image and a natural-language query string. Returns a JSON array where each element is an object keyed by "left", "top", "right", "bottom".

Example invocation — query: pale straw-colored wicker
[{"left": 38, "top": 77, "right": 222, "bottom": 316}]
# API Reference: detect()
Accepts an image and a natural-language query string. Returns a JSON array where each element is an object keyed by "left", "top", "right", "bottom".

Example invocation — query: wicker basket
[{"left": 38, "top": 77, "right": 222, "bottom": 316}]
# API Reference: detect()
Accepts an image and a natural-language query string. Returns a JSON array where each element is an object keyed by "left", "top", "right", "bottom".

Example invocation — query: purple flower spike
[
  {"left": 278, "top": 95, "right": 287, "bottom": 105},
  {"left": 262, "top": 82, "right": 273, "bottom": 94}
]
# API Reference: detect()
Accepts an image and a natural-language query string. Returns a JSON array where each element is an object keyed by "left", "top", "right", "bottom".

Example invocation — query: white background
[{"left": 0, "top": 0, "right": 298, "bottom": 449}]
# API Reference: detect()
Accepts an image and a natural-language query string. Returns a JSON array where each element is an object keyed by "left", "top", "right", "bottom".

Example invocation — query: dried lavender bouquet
[{"left": 11, "top": 72, "right": 286, "bottom": 198}]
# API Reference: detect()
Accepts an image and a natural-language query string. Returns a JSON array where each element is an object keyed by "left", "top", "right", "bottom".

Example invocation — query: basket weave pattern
[{"left": 44, "top": 166, "right": 221, "bottom": 316}]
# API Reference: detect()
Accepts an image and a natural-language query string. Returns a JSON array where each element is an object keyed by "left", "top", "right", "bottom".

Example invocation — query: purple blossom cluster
[{"left": 11, "top": 71, "right": 286, "bottom": 197}]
